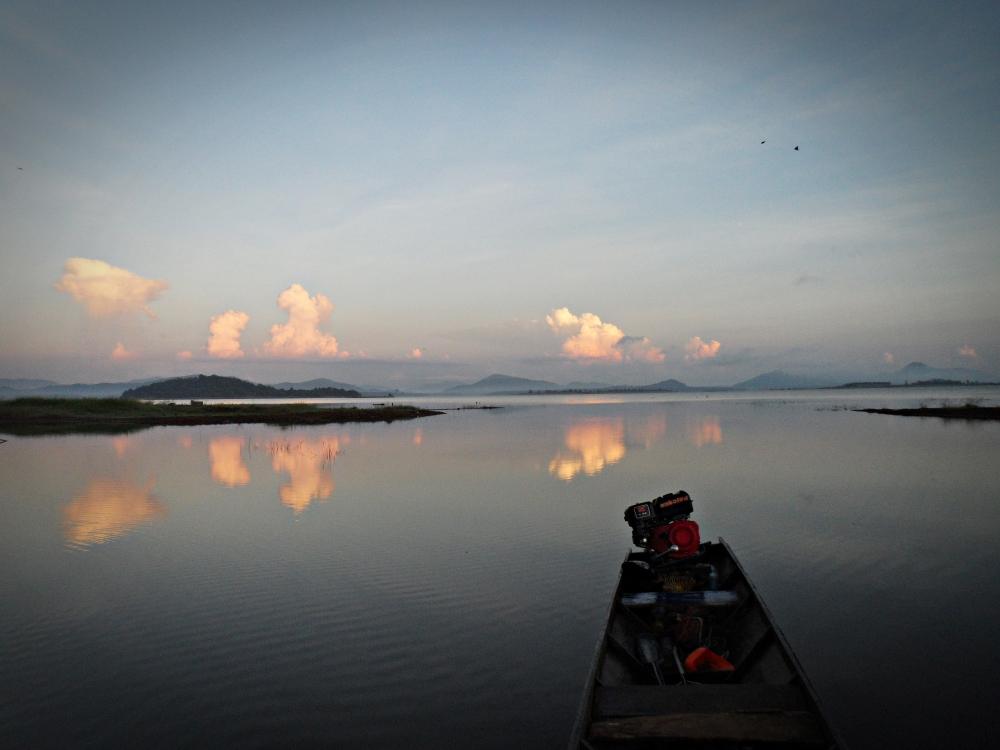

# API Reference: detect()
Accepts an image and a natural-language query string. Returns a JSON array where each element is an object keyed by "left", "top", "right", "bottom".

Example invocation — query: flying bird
[
  {"left": 794, "top": 146, "right": 799, "bottom": 151},
  {"left": 17, "top": 166, "right": 23, "bottom": 170},
  {"left": 760, "top": 139, "right": 766, "bottom": 144}
]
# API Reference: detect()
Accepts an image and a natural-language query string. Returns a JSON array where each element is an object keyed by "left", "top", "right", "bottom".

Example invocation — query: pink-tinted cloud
[
  {"left": 55, "top": 258, "right": 167, "bottom": 318},
  {"left": 262, "top": 284, "right": 340, "bottom": 358},
  {"left": 545, "top": 307, "right": 664, "bottom": 363},
  {"left": 176, "top": 350, "right": 193, "bottom": 360},
  {"left": 684, "top": 336, "right": 721, "bottom": 362},
  {"left": 207, "top": 310, "right": 249, "bottom": 359},
  {"left": 883, "top": 352, "right": 895, "bottom": 365},
  {"left": 958, "top": 344, "right": 978, "bottom": 359},
  {"left": 409, "top": 347, "right": 424, "bottom": 359},
  {"left": 111, "top": 342, "right": 137, "bottom": 360}
]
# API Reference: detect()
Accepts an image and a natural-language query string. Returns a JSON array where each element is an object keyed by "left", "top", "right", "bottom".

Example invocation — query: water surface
[{"left": 2, "top": 388, "right": 999, "bottom": 748}]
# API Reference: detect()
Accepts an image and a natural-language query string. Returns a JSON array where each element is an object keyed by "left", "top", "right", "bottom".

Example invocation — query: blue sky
[{"left": 1, "top": 1, "right": 997, "bottom": 387}]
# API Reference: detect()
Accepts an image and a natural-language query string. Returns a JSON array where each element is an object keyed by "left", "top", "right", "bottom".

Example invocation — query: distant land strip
[
  {"left": 854, "top": 405, "right": 1000, "bottom": 420},
  {"left": 0, "top": 398, "right": 442, "bottom": 436}
]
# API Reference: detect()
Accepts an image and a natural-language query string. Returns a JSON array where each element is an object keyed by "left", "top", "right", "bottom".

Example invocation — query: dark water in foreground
[{"left": 2, "top": 389, "right": 999, "bottom": 749}]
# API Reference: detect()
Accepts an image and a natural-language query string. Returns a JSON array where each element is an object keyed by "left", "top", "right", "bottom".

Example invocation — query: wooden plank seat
[
  {"left": 589, "top": 711, "right": 826, "bottom": 744},
  {"left": 594, "top": 684, "right": 809, "bottom": 718}
]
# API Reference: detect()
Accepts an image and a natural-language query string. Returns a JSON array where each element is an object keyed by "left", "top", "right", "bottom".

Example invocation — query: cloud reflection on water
[
  {"left": 268, "top": 437, "right": 344, "bottom": 513},
  {"left": 548, "top": 412, "right": 722, "bottom": 480},
  {"left": 209, "top": 436, "right": 251, "bottom": 487},
  {"left": 63, "top": 478, "right": 165, "bottom": 548},
  {"left": 548, "top": 417, "right": 627, "bottom": 481},
  {"left": 687, "top": 416, "right": 723, "bottom": 447}
]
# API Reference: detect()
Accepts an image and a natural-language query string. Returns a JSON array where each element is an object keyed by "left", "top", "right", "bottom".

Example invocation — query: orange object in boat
[{"left": 683, "top": 646, "right": 735, "bottom": 673}]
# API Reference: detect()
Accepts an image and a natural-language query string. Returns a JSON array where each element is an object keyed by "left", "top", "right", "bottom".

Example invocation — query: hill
[
  {"left": 733, "top": 371, "right": 838, "bottom": 390},
  {"left": 638, "top": 378, "right": 692, "bottom": 392},
  {"left": 271, "top": 378, "right": 397, "bottom": 397},
  {"left": 443, "top": 373, "right": 560, "bottom": 395},
  {"left": 890, "top": 361, "right": 995, "bottom": 385},
  {"left": 0, "top": 378, "right": 58, "bottom": 390},
  {"left": 122, "top": 375, "right": 361, "bottom": 399}
]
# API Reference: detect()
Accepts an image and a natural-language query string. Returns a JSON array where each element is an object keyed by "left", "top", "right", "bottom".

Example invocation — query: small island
[{"left": 0, "top": 398, "right": 443, "bottom": 436}]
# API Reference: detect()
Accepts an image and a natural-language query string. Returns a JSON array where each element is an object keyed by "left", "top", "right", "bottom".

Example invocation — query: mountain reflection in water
[{"left": 63, "top": 477, "right": 165, "bottom": 548}]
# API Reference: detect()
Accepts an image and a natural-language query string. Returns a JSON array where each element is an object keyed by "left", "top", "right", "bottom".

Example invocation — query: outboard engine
[{"left": 624, "top": 490, "right": 701, "bottom": 559}]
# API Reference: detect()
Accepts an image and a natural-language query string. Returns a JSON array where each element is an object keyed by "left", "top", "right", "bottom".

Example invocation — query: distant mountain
[
  {"left": 638, "top": 379, "right": 692, "bottom": 392},
  {"left": 890, "top": 361, "right": 995, "bottom": 385},
  {"left": 733, "top": 371, "right": 839, "bottom": 390},
  {"left": 271, "top": 378, "right": 397, "bottom": 397},
  {"left": 564, "top": 380, "right": 613, "bottom": 390},
  {"left": 123, "top": 375, "right": 361, "bottom": 399},
  {"left": 0, "top": 378, "right": 58, "bottom": 390},
  {"left": 25, "top": 378, "right": 164, "bottom": 398},
  {"left": 271, "top": 378, "right": 359, "bottom": 390},
  {"left": 443, "top": 373, "right": 560, "bottom": 395}
]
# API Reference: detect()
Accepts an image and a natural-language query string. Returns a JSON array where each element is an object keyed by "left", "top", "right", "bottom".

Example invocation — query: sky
[{"left": 1, "top": 0, "right": 998, "bottom": 388}]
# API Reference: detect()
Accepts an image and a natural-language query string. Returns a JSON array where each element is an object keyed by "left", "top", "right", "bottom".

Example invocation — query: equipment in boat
[{"left": 624, "top": 490, "right": 700, "bottom": 559}]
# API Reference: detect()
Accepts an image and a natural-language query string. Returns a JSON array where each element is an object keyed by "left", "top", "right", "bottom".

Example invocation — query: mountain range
[{"left": 1, "top": 361, "right": 995, "bottom": 400}]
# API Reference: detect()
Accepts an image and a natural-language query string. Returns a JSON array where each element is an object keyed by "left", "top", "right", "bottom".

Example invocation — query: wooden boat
[{"left": 569, "top": 539, "right": 842, "bottom": 748}]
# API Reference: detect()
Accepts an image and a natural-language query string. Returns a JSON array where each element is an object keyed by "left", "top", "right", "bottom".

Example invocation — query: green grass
[{"left": 0, "top": 398, "right": 443, "bottom": 436}]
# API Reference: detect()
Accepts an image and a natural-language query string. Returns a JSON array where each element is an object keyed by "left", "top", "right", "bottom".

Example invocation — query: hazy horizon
[{"left": 2, "top": 1, "right": 998, "bottom": 388}]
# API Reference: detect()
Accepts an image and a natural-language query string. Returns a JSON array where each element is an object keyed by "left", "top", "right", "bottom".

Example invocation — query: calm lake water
[{"left": 2, "top": 388, "right": 999, "bottom": 748}]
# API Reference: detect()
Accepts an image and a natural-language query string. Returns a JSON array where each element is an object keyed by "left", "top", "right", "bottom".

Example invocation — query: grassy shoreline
[
  {"left": 854, "top": 405, "right": 1000, "bottom": 420},
  {"left": 0, "top": 398, "right": 443, "bottom": 436}
]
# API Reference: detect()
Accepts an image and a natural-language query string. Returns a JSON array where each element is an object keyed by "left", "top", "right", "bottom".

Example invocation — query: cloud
[
  {"left": 546, "top": 307, "right": 664, "bottom": 363},
  {"left": 794, "top": 273, "right": 822, "bottom": 286},
  {"left": 55, "top": 258, "right": 167, "bottom": 318},
  {"left": 958, "top": 344, "right": 978, "bottom": 359},
  {"left": 409, "top": 347, "right": 424, "bottom": 359},
  {"left": 262, "top": 284, "right": 341, "bottom": 358},
  {"left": 618, "top": 336, "right": 667, "bottom": 363},
  {"left": 207, "top": 310, "right": 249, "bottom": 359},
  {"left": 883, "top": 352, "right": 895, "bottom": 365},
  {"left": 684, "top": 336, "right": 721, "bottom": 362},
  {"left": 176, "top": 350, "right": 193, "bottom": 360},
  {"left": 111, "top": 342, "right": 137, "bottom": 360}
]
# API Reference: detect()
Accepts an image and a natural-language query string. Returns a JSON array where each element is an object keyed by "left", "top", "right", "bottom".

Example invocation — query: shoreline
[
  {"left": 854, "top": 405, "right": 1000, "bottom": 420},
  {"left": 0, "top": 398, "right": 443, "bottom": 436}
]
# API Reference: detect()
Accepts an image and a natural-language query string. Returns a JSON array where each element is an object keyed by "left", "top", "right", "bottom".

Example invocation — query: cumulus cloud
[
  {"left": 545, "top": 307, "right": 664, "bottom": 363},
  {"left": 409, "top": 347, "right": 424, "bottom": 359},
  {"left": 883, "top": 352, "right": 895, "bottom": 365},
  {"left": 207, "top": 310, "right": 249, "bottom": 359},
  {"left": 111, "top": 342, "right": 137, "bottom": 360},
  {"left": 55, "top": 258, "right": 167, "bottom": 318},
  {"left": 262, "top": 284, "right": 341, "bottom": 358},
  {"left": 958, "top": 344, "right": 978, "bottom": 359},
  {"left": 684, "top": 336, "right": 721, "bottom": 362}
]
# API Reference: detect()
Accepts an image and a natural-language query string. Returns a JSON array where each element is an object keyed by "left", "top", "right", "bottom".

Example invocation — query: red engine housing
[{"left": 649, "top": 519, "right": 701, "bottom": 558}]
